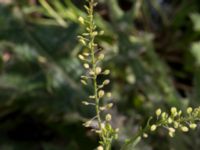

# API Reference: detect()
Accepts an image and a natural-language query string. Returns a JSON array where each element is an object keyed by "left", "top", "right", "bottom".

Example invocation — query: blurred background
[{"left": 0, "top": 0, "right": 200, "bottom": 149}]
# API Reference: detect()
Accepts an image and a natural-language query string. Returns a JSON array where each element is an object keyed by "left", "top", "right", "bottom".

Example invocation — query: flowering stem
[
  {"left": 88, "top": 0, "right": 105, "bottom": 145},
  {"left": 79, "top": 1, "right": 117, "bottom": 149}
]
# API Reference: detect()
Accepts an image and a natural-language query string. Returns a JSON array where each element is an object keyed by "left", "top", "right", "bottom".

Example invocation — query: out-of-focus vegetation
[{"left": 0, "top": 0, "right": 200, "bottom": 149}]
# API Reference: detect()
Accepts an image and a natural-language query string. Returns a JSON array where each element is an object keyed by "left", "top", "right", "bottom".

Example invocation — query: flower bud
[
  {"left": 171, "top": 107, "right": 177, "bottom": 116},
  {"left": 106, "top": 103, "right": 113, "bottom": 109},
  {"left": 189, "top": 123, "right": 197, "bottom": 129},
  {"left": 89, "top": 70, "right": 95, "bottom": 76},
  {"left": 98, "top": 54, "right": 104, "bottom": 60},
  {"left": 103, "top": 80, "right": 110, "bottom": 85},
  {"left": 106, "top": 92, "right": 112, "bottom": 98},
  {"left": 98, "top": 90, "right": 105, "bottom": 98},
  {"left": 161, "top": 112, "right": 167, "bottom": 118},
  {"left": 78, "top": 54, "right": 85, "bottom": 60},
  {"left": 92, "top": 31, "right": 98, "bottom": 36},
  {"left": 78, "top": 16, "right": 84, "bottom": 24},
  {"left": 168, "top": 117, "right": 173, "bottom": 124},
  {"left": 105, "top": 114, "right": 112, "bottom": 121},
  {"left": 168, "top": 127, "right": 175, "bottom": 133},
  {"left": 82, "top": 101, "right": 89, "bottom": 105},
  {"left": 95, "top": 67, "right": 102, "bottom": 75},
  {"left": 174, "top": 121, "right": 179, "bottom": 128},
  {"left": 83, "top": 52, "right": 90, "bottom": 56},
  {"left": 101, "top": 123, "right": 105, "bottom": 128},
  {"left": 169, "top": 131, "right": 174, "bottom": 137},
  {"left": 181, "top": 126, "right": 189, "bottom": 132},
  {"left": 155, "top": 108, "right": 162, "bottom": 116},
  {"left": 168, "top": 128, "right": 175, "bottom": 137},
  {"left": 99, "top": 30, "right": 104, "bottom": 35},
  {"left": 83, "top": 120, "right": 92, "bottom": 127},
  {"left": 178, "top": 110, "right": 182, "bottom": 116},
  {"left": 89, "top": 95, "right": 95, "bottom": 99},
  {"left": 103, "top": 69, "right": 110, "bottom": 75},
  {"left": 79, "top": 39, "right": 86, "bottom": 45},
  {"left": 150, "top": 124, "right": 157, "bottom": 131},
  {"left": 97, "top": 146, "right": 103, "bottom": 150},
  {"left": 187, "top": 107, "right": 193, "bottom": 114},
  {"left": 143, "top": 133, "right": 148, "bottom": 138},
  {"left": 83, "top": 63, "right": 90, "bottom": 69},
  {"left": 81, "top": 80, "right": 87, "bottom": 85},
  {"left": 115, "top": 128, "right": 119, "bottom": 132}
]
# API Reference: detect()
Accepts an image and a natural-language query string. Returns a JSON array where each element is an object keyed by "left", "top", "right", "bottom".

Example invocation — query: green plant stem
[
  {"left": 86, "top": 1, "right": 112, "bottom": 149},
  {"left": 121, "top": 129, "right": 145, "bottom": 150},
  {"left": 121, "top": 117, "right": 152, "bottom": 150},
  {"left": 88, "top": 0, "right": 105, "bottom": 145}
]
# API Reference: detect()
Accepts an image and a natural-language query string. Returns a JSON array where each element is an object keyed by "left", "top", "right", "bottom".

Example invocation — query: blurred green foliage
[{"left": 0, "top": 0, "right": 200, "bottom": 149}]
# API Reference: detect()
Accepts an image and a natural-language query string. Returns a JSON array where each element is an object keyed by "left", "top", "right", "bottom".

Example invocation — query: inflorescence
[
  {"left": 148, "top": 107, "right": 200, "bottom": 137},
  {"left": 78, "top": 0, "right": 118, "bottom": 149}
]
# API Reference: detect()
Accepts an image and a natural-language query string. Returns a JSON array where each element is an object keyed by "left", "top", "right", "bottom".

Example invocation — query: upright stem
[
  {"left": 88, "top": 0, "right": 104, "bottom": 141},
  {"left": 79, "top": 1, "right": 114, "bottom": 149}
]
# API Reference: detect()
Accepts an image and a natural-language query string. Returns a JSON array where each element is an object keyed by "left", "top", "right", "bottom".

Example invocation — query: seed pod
[{"left": 98, "top": 90, "right": 105, "bottom": 98}]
